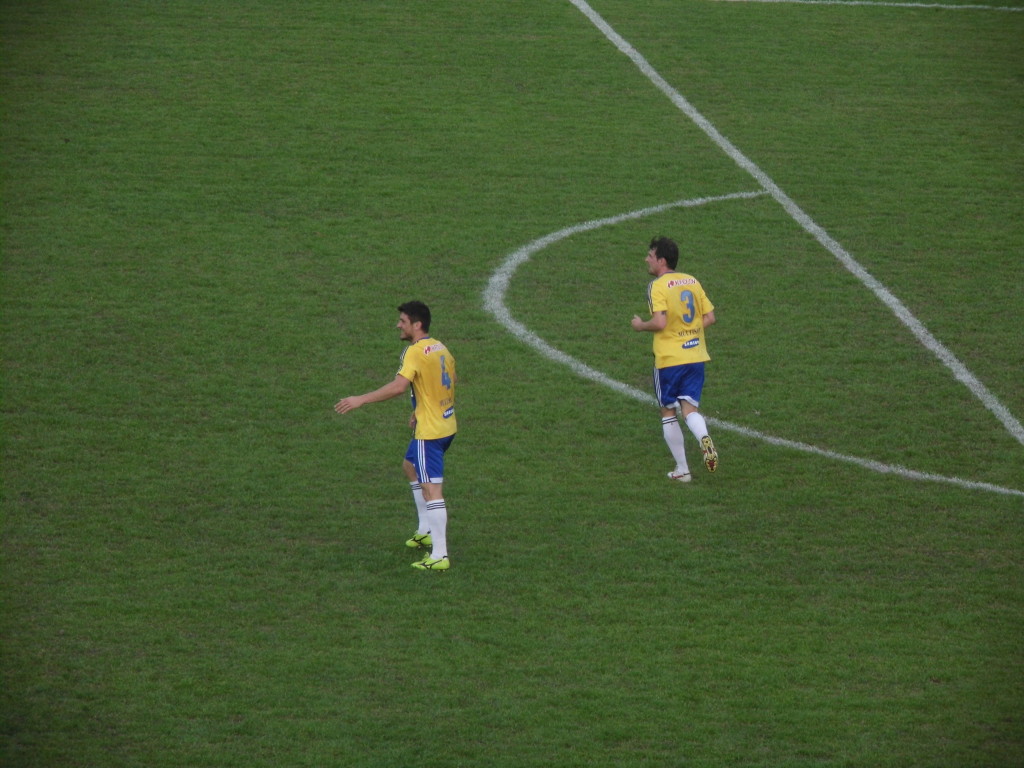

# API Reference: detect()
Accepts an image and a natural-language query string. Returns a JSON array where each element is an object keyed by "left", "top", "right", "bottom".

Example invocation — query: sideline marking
[
  {"left": 715, "top": 0, "right": 1024, "bottom": 10},
  {"left": 567, "top": 0, "right": 1024, "bottom": 447},
  {"left": 483, "top": 196, "right": 1024, "bottom": 499}
]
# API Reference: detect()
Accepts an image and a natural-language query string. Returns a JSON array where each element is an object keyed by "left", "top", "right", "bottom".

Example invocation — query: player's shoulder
[{"left": 649, "top": 273, "right": 670, "bottom": 289}]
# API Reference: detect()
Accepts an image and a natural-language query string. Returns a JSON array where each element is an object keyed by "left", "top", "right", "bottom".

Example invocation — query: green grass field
[{"left": 3, "top": 1, "right": 1023, "bottom": 766}]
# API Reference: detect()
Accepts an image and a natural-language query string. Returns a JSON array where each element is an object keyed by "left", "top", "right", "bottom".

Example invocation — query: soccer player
[
  {"left": 631, "top": 236, "right": 718, "bottom": 482},
  {"left": 335, "top": 301, "right": 457, "bottom": 571}
]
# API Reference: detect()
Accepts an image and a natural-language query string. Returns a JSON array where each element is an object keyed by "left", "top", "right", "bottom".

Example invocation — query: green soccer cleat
[
  {"left": 700, "top": 435, "right": 718, "bottom": 473},
  {"left": 412, "top": 556, "right": 450, "bottom": 571},
  {"left": 406, "top": 533, "right": 432, "bottom": 549}
]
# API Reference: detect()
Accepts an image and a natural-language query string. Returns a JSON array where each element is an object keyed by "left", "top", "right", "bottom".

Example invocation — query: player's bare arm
[
  {"left": 631, "top": 310, "right": 667, "bottom": 332},
  {"left": 702, "top": 310, "right": 716, "bottom": 328},
  {"left": 335, "top": 374, "right": 411, "bottom": 415}
]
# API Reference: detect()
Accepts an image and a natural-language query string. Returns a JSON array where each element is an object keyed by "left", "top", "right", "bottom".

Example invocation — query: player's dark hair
[
  {"left": 398, "top": 300, "right": 431, "bottom": 332},
  {"left": 649, "top": 236, "right": 679, "bottom": 270}
]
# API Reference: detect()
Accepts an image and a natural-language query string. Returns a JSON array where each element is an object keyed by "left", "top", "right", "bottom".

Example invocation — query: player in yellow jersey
[
  {"left": 631, "top": 237, "right": 719, "bottom": 482},
  {"left": 335, "top": 301, "right": 457, "bottom": 571}
]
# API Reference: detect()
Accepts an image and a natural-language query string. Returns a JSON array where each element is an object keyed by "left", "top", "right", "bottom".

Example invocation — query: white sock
[
  {"left": 684, "top": 411, "right": 709, "bottom": 442},
  {"left": 425, "top": 499, "right": 448, "bottom": 559},
  {"left": 661, "top": 416, "right": 690, "bottom": 474},
  {"left": 410, "top": 482, "right": 429, "bottom": 534}
]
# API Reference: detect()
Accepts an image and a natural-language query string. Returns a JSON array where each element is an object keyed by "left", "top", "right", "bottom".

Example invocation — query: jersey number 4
[{"left": 440, "top": 355, "right": 453, "bottom": 390}]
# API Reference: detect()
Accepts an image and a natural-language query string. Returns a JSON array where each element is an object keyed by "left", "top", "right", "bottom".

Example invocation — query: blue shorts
[
  {"left": 405, "top": 435, "right": 455, "bottom": 484},
  {"left": 654, "top": 363, "right": 706, "bottom": 409}
]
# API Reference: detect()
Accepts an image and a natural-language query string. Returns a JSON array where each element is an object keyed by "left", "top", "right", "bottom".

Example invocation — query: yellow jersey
[
  {"left": 397, "top": 337, "right": 457, "bottom": 439},
  {"left": 647, "top": 272, "right": 714, "bottom": 368}
]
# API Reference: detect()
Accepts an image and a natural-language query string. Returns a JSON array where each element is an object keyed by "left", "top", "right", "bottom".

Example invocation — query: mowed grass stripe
[{"left": 570, "top": 0, "right": 1024, "bottom": 446}]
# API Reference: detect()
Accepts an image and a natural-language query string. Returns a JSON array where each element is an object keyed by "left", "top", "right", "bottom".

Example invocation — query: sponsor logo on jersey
[
  {"left": 422, "top": 343, "right": 444, "bottom": 355},
  {"left": 666, "top": 277, "right": 697, "bottom": 289},
  {"left": 443, "top": 407, "right": 455, "bottom": 419},
  {"left": 682, "top": 338, "right": 700, "bottom": 349}
]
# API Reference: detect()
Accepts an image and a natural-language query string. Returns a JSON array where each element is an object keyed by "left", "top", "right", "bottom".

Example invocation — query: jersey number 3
[{"left": 679, "top": 290, "right": 696, "bottom": 323}]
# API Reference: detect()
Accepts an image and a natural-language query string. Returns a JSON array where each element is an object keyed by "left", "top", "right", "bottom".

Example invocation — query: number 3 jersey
[
  {"left": 397, "top": 337, "right": 457, "bottom": 440},
  {"left": 647, "top": 272, "right": 715, "bottom": 369}
]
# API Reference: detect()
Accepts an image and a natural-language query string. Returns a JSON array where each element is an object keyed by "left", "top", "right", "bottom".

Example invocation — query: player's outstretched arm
[{"left": 335, "top": 375, "right": 411, "bottom": 415}]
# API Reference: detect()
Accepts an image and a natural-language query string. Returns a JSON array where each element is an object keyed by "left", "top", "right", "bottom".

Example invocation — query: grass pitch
[{"left": 3, "top": 1, "right": 1022, "bottom": 766}]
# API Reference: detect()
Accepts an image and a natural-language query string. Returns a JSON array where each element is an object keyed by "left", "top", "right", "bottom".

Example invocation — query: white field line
[
  {"left": 482, "top": 196, "right": 1024, "bottom": 498},
  {"left": 715, "top": 0, "right": 1024, "bottom": 10},
  {"left": 567, "top": 0, "right": 1024, "bottom": 447}
]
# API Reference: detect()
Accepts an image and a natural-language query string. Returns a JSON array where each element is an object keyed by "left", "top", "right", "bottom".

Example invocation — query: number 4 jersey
[
  {"left": 397, "top": 337, "right": 457, "bottom": 439},
  {"left": 646, "top": 272, "right": 715, "bottom": 369}
]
